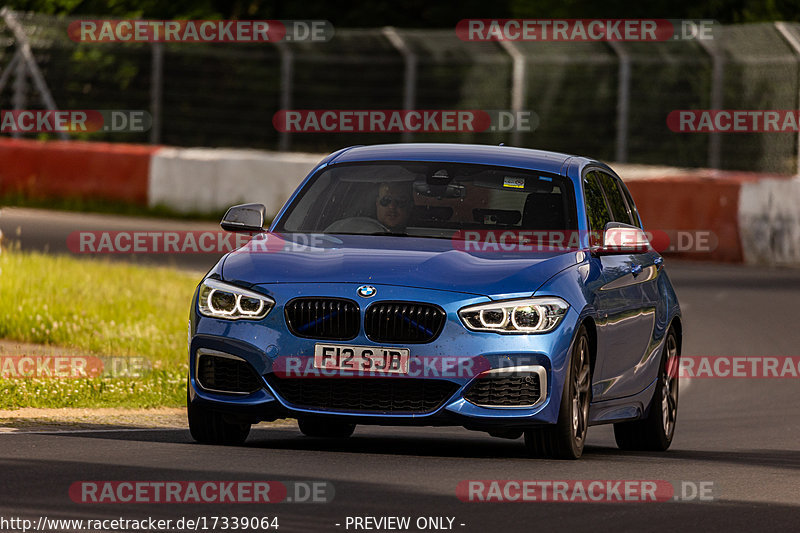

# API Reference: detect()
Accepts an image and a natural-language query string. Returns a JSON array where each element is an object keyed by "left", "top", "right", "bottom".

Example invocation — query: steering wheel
[{"left": 324, "top": 217, "right": 389, "bottom": 233}]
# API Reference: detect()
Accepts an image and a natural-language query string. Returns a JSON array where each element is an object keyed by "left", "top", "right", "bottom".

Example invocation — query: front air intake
[{"left": 196, "top": 352, "right": 262, "bottom": 394}]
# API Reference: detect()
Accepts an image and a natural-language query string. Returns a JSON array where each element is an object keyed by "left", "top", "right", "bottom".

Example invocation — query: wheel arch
[
  {"left": 580, "top": 316, "right": 598, "bottom": 377},
  {"left": 669, "top": 315, "right": 683, "bottom": 355}
]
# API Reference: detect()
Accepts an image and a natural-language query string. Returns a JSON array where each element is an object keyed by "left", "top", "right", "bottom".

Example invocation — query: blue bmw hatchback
[{"left": 187, "top": 143, "right": 682, "bottom": 459}]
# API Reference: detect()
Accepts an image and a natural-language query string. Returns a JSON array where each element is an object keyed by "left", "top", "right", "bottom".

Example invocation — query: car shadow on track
[{"left": 29, "top": 426, "right": 800, "bottom": 468}]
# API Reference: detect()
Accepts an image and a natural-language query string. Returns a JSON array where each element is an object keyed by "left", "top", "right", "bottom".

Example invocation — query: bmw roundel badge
[{"left": 357, "top": 285, "right": 377, "bottom": 298}]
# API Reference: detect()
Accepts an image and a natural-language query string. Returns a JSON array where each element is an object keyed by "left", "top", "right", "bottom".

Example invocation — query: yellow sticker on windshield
[{"left": 503, "top": 177, "right": 525, "bottom": 188}]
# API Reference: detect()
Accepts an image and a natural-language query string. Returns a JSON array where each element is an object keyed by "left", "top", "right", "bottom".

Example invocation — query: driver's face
[{"left": 376, "top": 183, "right": 412, "bottom": 230}]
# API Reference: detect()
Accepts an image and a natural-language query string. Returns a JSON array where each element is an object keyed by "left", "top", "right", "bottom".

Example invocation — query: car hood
[{"left": 221, "top": 233, "right": 579, "bottom": 297}]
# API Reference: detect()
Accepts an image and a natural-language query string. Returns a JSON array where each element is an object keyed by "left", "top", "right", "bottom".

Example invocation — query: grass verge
[
  {"left": 0, "top": 370, "right": 185, "bottom": 409},
  {"left": 0, "top": 249, "right": 200, "bottom": 408}
]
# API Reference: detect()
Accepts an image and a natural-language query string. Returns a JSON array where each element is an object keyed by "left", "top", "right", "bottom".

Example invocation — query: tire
[
  {"left": 187, "top": 381, "right": 251, "bottom": 445},
  {"left": 613, "top": 326, "right": 679, "bottom": 451},
  {"left": 298, "top": 417, "right": 356, "bottom": 438},
  {"left": 524, "top": 325, "right": 592, "bottom": 459}
]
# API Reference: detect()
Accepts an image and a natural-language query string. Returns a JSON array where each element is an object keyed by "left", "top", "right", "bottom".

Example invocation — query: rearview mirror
[
  {"left": 413, "top": 180, "right": 465, "bottom": 199},
  {"left": 220, "top": 203, "right": 266, "bottom": 232},
  {"left": 595, "top": 223, "right": 650, "bottom": 255}
]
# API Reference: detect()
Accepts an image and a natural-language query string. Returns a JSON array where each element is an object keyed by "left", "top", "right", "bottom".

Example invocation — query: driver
[{"left": 375, "top": 181, "right": 413, "bottom": 232}]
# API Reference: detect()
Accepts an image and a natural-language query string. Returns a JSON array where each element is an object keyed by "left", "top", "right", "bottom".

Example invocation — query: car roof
[{"left": 328, "top": 143, "right": 593, "bottom": 175}]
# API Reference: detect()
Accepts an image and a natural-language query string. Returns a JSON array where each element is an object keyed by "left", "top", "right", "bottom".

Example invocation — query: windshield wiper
[
  {"left": 368, "top": 231, "right": 410, "bottom": 236},
  {"left": 324, "top": 231, "right": 449, "bottom": 240},
  {"left": 322, "top": 231, "right": 409, "bottom": 237}
]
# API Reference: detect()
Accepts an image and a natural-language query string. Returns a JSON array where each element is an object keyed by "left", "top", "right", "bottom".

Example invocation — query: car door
[
  {"left": 616, "top": 177, "right": 663, "bottom": 321},
  {"left": 585, "top": 170, "right": 654, "bottom": 401}
]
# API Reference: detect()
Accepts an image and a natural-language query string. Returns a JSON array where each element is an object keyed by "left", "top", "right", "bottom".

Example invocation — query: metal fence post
[
  {"left": 0, "top": 51, "right": 20, "bottom": 97},
  {"left": 498, "top": 40, "right": 526, "bottom": 147},
  {"left": 11, "top": 46, "right": 26, "bottom": 139},
  {"left": 383, "top": 27, "right": 417, "bottom": 142},
  {"left": 775, "top": 22, "right": 800, "bottom": 175},
  {"left": 275, "top": 40, "right": 294, "bottom": 152},
  {"left": 149, "top": 43, "right": 163, "bottom": 144},
  {"left": 698, "top": 36, "right": 724, "bottom": 170},
  {"left": 2, "top": 7, "right": 68, "bottom": 140},
  {"left": 608, "top": 41, "right": 631, "bottom": 163}
]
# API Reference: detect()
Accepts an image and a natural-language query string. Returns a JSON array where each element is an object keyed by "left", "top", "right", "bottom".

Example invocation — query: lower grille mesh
[{"left": 267, "top": 377, "right": 459, "bottom": 413}]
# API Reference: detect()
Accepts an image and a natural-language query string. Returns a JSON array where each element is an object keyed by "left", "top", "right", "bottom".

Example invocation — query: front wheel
[
  {"left": 524, "top": 325, "right": 592, "bottom": 459},
  {"left": 187, "top": 381, "right": 251, "bottom": 445},
  {"left": 613, "top": 326, "right": 680, "bottom": 451}
]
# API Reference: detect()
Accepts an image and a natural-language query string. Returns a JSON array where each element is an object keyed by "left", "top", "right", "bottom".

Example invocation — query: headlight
[
  {"left": 198, "top": 279, "right": 274, "bottom": 320},
  {"left": 459, "top": 297, "right": 569, "bottom": 334}
]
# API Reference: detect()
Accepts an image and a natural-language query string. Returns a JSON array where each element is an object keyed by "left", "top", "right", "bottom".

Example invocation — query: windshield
[{"left": 274, "top": 161, "right": 578, "bottom": 240}]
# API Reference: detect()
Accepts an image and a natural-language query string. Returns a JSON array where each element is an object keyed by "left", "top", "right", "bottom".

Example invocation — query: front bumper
[{"left": 188, "top": 283, "right": 581, "bottom": 430}]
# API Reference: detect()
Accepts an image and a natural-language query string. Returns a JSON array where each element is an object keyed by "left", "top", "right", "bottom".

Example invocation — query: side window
[
  {"left": 282, "top": 172, "right": 332, "bottom": 231},
  {"left": 583, "top": 172, "right": 612, "bottom": 235},
  {"left": 597, "top": 171, "right": 634, "bottom": 226},
  {"left": 619, "top": 181, "right": 643, "bottom": 229}
]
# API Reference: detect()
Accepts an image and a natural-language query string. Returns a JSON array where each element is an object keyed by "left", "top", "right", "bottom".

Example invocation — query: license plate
[{"left": 313, "top": 344, "right": 410, "bottom": 374}]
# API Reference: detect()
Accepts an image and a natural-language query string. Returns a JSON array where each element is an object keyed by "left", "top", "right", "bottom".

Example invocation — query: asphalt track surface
[
  {"left": 0, "top": 207, "right": 221, "bottom": 273},
  {"left": 1, "top": 207, "right": 799, "bottom": 532}
]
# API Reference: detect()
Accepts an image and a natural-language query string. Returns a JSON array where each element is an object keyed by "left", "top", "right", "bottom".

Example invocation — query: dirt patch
[
  {"left": 0, "top": 407, "right": 187, "bottom": 432},
  {"left": 0, "top": 339, "right": 97, "bottom": 358},
  {"left": 0, "top": 407, "right": 295, "bottom": 432}
]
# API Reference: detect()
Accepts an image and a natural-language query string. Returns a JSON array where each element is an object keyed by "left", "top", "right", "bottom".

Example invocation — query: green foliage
[
  {"left": 0, "top": 369, "right": 185, "bottom": 408},
  {"left": 2, "top": 0, "right": 797, "bottom": 24}
]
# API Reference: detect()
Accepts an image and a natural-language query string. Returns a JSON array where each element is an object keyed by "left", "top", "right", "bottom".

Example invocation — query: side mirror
[
  {"left": 220, "top": 203, "right": 266, "bottom": 232},
  {"left": 595, "top": 223, "right": 650, "bottom": 255}
]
